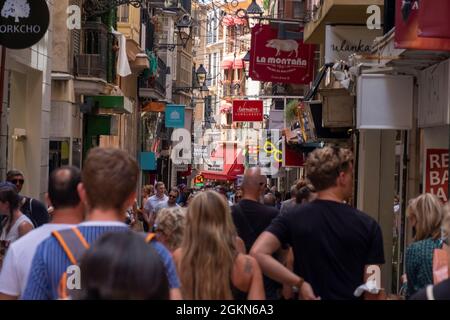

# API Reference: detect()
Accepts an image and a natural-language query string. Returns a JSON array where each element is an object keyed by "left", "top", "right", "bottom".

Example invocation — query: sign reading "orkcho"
[
  {"left": 249, "top": 24, "right": 315, "bottom": 84},
  {"left": 232, "top": 100, "right": 263, "bottom": 122},
  {"left": 0, "top": 0, "right": 49, "bottom": 49}
]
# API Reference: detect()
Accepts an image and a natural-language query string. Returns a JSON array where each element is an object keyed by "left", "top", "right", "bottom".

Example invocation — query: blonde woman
[
  {"left": 405, "top": 193, "right": 444, "bottom": 297},
  {"left": 173, "top": 191, "right": 264, "bottom": 300},
  {"left": 155, "top": 207, "right": 186, "bottom": 253},
  {"left": 411, "top": 203, "right": 450, "bottom": 300}
]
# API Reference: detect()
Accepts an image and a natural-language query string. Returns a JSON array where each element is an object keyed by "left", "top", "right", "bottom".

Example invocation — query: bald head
[
  {"left": 48, "top": 166, "right": 81, "bottom": 209},
  {"left": 241, "top": 167, "right": 266, "bottom": 201}
]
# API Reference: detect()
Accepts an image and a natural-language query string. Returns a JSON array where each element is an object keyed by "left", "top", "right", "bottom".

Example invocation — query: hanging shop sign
[
  {"left": 232, "top": 100, "right": 263, "bottom": 122},
  {"left": 0, "top": 0, "right": 49, "bottom": 49},
  {"left": 325, "top": 25, "right": 381, "bottom": 63},
  {"left": 395, "top": 0, "right": 450, "bottom": 51},
  {"left": 165, "top": 105, "right": 185, "bottom": 128},
  {"left": 269, "top": 110, "right": 284, "bottom": 130},
  {"left": 425, "top": 149, "right": 448, "bottom": 202},
  {"left": 418, "top": 0, "right": 450, "bottom": 39},
  {"left": 249, "top": 24, "right": 315, "bottom": 84},
  {"left": 282, "top": 139, "right": 304, "bottom": 168}
]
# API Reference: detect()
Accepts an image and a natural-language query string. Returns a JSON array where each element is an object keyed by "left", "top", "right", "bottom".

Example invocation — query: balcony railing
[
  {"left": 75, "top": 21, "right": 108, "bottom": 81},
  {"left": 139, "top": 57, "right": 167, "bottom": 98}
]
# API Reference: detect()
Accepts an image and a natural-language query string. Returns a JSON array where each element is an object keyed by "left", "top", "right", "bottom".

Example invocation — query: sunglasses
[{"left": 10, "top": 179, "right": 24, "bottom": 185}]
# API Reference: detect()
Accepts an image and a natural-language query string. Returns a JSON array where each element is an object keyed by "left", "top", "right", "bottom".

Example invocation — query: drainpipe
[{"left": 0, "top": 46, "right": 6, "bottom": 176}]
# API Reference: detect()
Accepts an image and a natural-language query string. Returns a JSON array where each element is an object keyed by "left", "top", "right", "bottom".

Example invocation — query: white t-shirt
[
  {"left": 0, "top": 223, "right": 74, "bottom": 297},
  {"left": 144, "top": 194, "right": 169, "bottom": 214}
]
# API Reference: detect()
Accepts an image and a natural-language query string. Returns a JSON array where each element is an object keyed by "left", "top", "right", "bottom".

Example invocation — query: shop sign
[
  {"left": 205, "top": 160, "right": 224, "bottom": 172},
  {"left": 269, "top": 110, "right": 284, "bottom": 130},
  {"left": 282, "top": 139, "right": 304, "bottom": 168},
  {"left": 232, "top": 100, "right": 263, "bottom": 122},
  {"left": 249, "top": 24, "right": 315, "bottom": 84},
  {"left": 0, "top": 0, "right": 49, "bottom": 49},
  {"left": 418, "top": 0, "right": 450, "bottom": 39},
  {"left": 395, "top": 0, "right": 450, "bottom": 51},
  {"left": 425, "top": 149, "right": 448, "bottom": 202},
  {"left": 165, "top": 105, "right": 185, "bottom": 128},
  {"left": 325, "top": 25, "right": 381, "bottom": 63}
]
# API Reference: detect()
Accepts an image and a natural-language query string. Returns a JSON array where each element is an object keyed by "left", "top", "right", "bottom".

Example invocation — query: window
[
  {"left": 117, "top": 5, "right": 129, "bottom": 23},
  {"left": 179, "top": 53, "right": 192, "bottom": 87},
  {"left": 293, "top": 0, "right": 304, "bottom": 19},
  {"left": 212, "top": 52, "right": 218, "bottom": 86}
]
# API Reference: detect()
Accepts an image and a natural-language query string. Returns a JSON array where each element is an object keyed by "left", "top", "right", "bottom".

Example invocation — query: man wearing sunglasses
[{"left": 6, "top": 170, "right": 49, "bottom": 228}]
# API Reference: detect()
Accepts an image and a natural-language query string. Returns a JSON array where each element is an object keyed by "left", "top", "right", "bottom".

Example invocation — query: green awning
[{"left": 85, "top": 95, "right": 133, "bottom": 114}]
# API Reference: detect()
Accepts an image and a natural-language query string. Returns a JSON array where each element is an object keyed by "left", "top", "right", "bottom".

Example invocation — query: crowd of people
[{"left": 0, "top": 145, "right": 448, "bottom": 300}]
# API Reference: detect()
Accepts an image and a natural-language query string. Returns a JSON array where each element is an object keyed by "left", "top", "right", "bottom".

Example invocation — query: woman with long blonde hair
[
  {"left": 405, "top": 193, "right": 444, "bottom": 297},
  {"left": 173, "top": 191, "right": 264, "bottom": 300}
]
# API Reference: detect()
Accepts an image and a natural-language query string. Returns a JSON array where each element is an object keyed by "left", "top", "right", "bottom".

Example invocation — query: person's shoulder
[
  {"left": 30, "top": 198, "right": 47, "bottom": 209},
  {"left": 407, "top": 238, "right": 438, "bottom": 253},
  {"left": 150, "top": 239, "right": 172, "bottom": 258}
]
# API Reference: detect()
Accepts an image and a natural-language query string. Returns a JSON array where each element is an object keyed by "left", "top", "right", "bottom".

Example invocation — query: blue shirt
[{"left": 22, "top": 221, "right": 180, "bottom": 300}]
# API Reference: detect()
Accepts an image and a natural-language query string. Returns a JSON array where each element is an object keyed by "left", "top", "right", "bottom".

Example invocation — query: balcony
[
  {"left": 139, "top": 57, "right": 167, "bottom": 100},
  {"left": 74, "top": 21, "right": 110, "bottom": 82},
  {"left": 304, "top": 0, "right": 384, "bottom": 44}
]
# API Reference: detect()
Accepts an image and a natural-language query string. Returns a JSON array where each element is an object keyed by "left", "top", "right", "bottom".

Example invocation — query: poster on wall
[
  {"left": 249, "top": 24, "right": 315, "bottom": 84},
  {"left": 395, "top": 0, "right": 450, "bottom": 51},
  {"left": 325, "top": 26, "right": 381, "bottom": 63},
  {"left": 425, "top": 149, "right": 448, "bottom": 202}
]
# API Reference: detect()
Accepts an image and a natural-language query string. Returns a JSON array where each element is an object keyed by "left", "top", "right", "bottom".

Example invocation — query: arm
[
  {"left": 363, "top": 265, "right": 385, "bottom": 300},
  {"left": 152, "top": 242, "right": 183, "bottom": 299},
  {"left": 235, "top": 236, "right": 246, "bottom": 254},
  {"left": 250, "top": 231, "right": 318, "bottom": 300},
  {"left": 246, "top": 256, "right": 265, "bottom": 300},
  {"left": 18, "top": 222, "right": 33, "bottom": 238}
]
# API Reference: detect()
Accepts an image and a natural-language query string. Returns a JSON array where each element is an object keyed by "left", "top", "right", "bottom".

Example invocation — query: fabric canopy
[
  {"left": 220, "top": 102, "right": 232, "bottom": 113},
  {"left": 233, "top": 59, "right": 244, "bottom": 69},
  {"left": 221, "top": 60, "right": 233, "bottom": 69},
  {"left": 201, "top": 148, "right": 244, "bottom": 181}
]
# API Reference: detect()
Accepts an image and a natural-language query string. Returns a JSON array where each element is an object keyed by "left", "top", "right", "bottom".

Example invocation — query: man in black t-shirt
[
  {"left": 251, "top": 147, "right": 385, "bottom": 300},
  {"left": 231, "top": 167, "right": 280, "bottom": 299}
]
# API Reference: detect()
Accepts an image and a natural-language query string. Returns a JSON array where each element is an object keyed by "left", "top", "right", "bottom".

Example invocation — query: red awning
[
  {"left": 220, "top": 102, "right": 232, "bottom": 113},
  {"left": 233, "top": 17, "right": 247, "bottom": 26},
  {"left": 233, "top": 59, "right": 244, "bottom": 69},
  {"left": 201, "top": 148, "right": 244, "bottom": 181},
  {"left": 222, "top": 15, "right": 235, "bottom": 27},
  {"left": 221, "top": 60, "right": 233, "bottom": 69}
]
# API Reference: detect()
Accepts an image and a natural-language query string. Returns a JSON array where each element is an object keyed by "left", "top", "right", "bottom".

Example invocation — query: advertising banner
[
  {"left": 232, "top": 100, "right": 263, "bottom": 122},
  {"left": 395, "top": 0, "right": 450, "bottom": 51},
  {"left": 425, "top": 149, "right": 448, "bottom": 202},
  {"left": 269, "top": 110, "right": 284, "bottom": 130},
  {"left": 418, "top": 0, "right": 450, "bottom": 39},
  {"left": 249, "top": 24, "right": 315, "bottom": 84}
]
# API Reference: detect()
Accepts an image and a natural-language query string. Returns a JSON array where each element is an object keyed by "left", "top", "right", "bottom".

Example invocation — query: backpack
[{"left": 52, "top": 227, "right": 156, "bottom": 299}]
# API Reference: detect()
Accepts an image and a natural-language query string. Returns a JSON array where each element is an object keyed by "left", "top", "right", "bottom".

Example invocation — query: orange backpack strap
[
  {"left": 52, "top": 227, "right": 90, "bottom": 265},
  {"left": 145, "top": 232, "right": 156, "bottom": 243}
]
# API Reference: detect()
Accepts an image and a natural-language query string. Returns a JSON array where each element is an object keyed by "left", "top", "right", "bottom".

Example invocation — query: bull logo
[{"left": 265, "top": 39, "right": 299, "bottom": 58}]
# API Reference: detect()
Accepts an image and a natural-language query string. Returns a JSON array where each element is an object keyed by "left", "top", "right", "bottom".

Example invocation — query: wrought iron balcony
[
  {"left": 74, "top": 21, "right": 108, "bottom": 81},
  {"left": 139, "top": 57, "right": 167, "bottom": 100}
]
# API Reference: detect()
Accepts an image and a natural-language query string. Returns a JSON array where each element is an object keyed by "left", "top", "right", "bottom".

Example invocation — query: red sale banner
[
  {"left": 425, "top": 149, "right": 449, "bottom": 202},
  {"left": 418, "top": 0, "right": 450, "bottom": 39},
  {"left": 395, "top": 0, "right": 450, "bottom": 51},
  {"left": 232, "top": 100, "right": 263, "bottom": 122},
  {"left": 249, "top": 24, "right": 315, "bottom": 84}
]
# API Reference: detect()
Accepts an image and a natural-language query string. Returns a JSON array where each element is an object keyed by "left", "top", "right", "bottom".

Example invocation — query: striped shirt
[{"left": 22, "top": 221, "right": 180, "bottom": 300}]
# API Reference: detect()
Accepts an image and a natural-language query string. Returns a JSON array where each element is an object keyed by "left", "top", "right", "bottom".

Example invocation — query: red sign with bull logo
[{"left": 249, "top": 24, "right": 315, "bottom": 84}]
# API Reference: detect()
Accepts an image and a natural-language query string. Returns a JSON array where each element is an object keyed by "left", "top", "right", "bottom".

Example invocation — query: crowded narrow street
[{"left": 0, "top": 0, "right": 449, "bottom": 309}]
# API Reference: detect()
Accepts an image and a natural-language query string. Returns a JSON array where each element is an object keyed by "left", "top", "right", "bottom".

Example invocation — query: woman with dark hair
[
  {"left": 0, "top": 182, "right": 33, "bottom": 242},
  {"left": 74, "top": 231, "right": 170, "bottom": 300}
]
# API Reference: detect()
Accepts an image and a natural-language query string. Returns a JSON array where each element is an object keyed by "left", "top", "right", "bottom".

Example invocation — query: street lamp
[
  {"left": 176, "top": 14, "right": 193, "bottom": 48},
  {"left": 246, "top": 0, "right": 263, "bottom": 16},
  {"left": 196, "top": 64, "right": 208, "bottom": 88}
]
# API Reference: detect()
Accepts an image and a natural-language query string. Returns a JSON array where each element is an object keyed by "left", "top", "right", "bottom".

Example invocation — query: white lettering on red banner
[{"left": 425, "top": 149, "right": 449, "bottom": 202}]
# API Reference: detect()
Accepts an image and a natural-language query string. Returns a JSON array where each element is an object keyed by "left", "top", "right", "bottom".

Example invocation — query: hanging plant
[{"left": 285, "top": 100, "right": 299, "bottom": 123}]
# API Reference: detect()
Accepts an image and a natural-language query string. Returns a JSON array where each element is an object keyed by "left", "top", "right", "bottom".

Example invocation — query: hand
[
  {"left": 281, "top": 284, "right": 294, "bottom": 300},
  {"left": 298, "top": 281, "right": 320, "bottom": 300}
]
